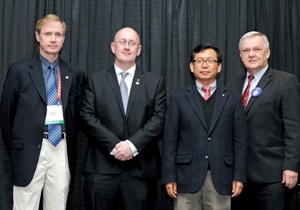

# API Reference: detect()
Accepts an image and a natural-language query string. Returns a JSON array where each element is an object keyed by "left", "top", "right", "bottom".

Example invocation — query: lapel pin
[
  {"left": 251, "top": 87, "right": 262, "bottom": 98},
  {"left": 136, "top": 79, "right": 140, "bottom": 85}
]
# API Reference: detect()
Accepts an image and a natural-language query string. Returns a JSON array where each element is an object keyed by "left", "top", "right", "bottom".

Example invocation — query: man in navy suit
[
  {"left": 0, "top": 14, "right": 85, "bottom": 210},
  {"left": 80, "top": 27, "right": 166, "bottom": 210},
  {"left": 161, "top": 43, "right": 248, "bottom": 210},
  {"left": 229, "top": 31, "right": 300, "bottom": 210}
]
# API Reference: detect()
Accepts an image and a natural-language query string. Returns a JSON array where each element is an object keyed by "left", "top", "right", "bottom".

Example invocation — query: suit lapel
[
  {"left": 208, "top": 86, "right": 227, "bottom": 134},
  {"left": 59, "top": 60, "right": 73, "bottom": 112},
  {"left": 186, "top": 85, "right": 209, "bottom": 130},
  {"left": 29, "top": 56, "right": 47, "bottom": 104},
  {"left": 28, "top": 56, "right": 74, "bottom": 112},
  {"left": 106, "top": 68, "right": 125, "bottom": 116},
  {"left": 126, "top": 68, "right": 144, "bottom": 119},
  {"left": 245, "top": 68, "right": 272, "bottom": 112},
  {"left": 186, "top": 83, "right": 228, "bottom": 133}
]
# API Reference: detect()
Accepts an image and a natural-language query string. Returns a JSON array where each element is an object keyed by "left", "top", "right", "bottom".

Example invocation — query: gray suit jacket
[
  {"left": 227, "top": 67, "right": 300, "bottom": 183},
  {"left": 161, "top": 83, "right": 248, "bottom": 195}
]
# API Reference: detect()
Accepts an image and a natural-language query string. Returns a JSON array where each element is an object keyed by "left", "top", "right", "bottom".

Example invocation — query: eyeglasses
[
  {"left": 115, "top": 40, "right": 139, "bottom": 47},
  {"left": 193, "top": 59, "right": 219, "bottom": 66}
]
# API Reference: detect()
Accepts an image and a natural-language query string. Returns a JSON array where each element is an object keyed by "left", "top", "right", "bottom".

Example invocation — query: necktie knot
[
  {"left": 248, "top": 75, "right": 254, "bottom": 82},
  {"left": 49, "top": 64, "right": 55, "bottom": 75},
  {"left": 201, "top": 85, "right": 211, "bottom": 100},
  {"left": 120, "top": 71, "right": 129, "bottom": 79}
]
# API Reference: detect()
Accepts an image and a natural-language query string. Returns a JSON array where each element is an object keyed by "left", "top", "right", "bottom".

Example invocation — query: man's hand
[
  {"left": 232, "top": 181, "right": 243, "bottom": 197},
  {"left": 282, "top": 170, "right": 298, "bottom": 189},
  {"left": 166, "top": 182, "right": 177, "bottom": 198},
  {"left": 113, "top": 141, "right": 133, "bottom": 161}
]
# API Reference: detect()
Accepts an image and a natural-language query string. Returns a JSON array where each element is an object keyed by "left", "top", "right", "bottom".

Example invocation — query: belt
[{"left": 43, "top": 132, "right": 66, "bottom": 140}]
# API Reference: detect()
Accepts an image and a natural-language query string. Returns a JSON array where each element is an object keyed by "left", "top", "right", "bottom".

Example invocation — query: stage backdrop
[{"left": 0, "top": 0, "right": 299, "bottom": 209}]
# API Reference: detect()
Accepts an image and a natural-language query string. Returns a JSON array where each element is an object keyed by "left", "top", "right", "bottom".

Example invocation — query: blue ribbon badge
[{"left": 251, "top": 87, "right": 262, "bottom": 98}]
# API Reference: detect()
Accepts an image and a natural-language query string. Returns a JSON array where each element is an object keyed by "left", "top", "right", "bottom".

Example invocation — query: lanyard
[{"left": 57, "top": 68, "right": 61, "bottom": 103}]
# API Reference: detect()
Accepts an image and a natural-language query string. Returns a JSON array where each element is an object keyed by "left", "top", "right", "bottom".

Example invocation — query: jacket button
[
  {"left": 205, "top": 156, "right": 209, "bottom": 159},
  {"left": 208, "top": 138, "right": 211, "bottom": 141}
]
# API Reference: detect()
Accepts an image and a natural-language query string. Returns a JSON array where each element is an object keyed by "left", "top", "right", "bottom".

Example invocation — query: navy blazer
[
  {"left": 227, "top": 67, "right": 300, "bottom": 183},
  {"left": 80, "top": 67, "right": 166, "bottom": 178},
  {"left": 161, "top": 83, "right": 248, "bottom": 195},
  {"left": 0, "top": 55, "right": 85, "bottom": 187}
]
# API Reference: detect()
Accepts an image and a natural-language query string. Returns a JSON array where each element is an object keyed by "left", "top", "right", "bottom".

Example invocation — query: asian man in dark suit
[
  {"left": 79, "top": 27, "right": 166, "bottom": 210},
  {"left": 161, "top": 43, "right": 248, "bottom": 210},
  {"left": 228, "top": 31, "right": 300, "bottom": 210},
  {"left": 0, "top": 14, "right": 85, "bottom": 210}
]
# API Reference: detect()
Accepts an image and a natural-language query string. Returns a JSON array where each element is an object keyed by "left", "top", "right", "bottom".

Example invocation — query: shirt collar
[
  {"left": 195, "top": 80, "right": 217, "bottom": 92},
  {"left": 247, "top": 64, "right": 269, "bottom": 81},
  {"left": 39, "top": 53, "right": 59, "bottom": 71},
  {"left": 114, "top": 64, "right": 136, "bottom": 77}
]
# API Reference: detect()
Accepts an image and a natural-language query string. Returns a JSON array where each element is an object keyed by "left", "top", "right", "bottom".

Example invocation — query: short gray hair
[{"left": 239, "top": 31, "right": 269, "bottom": 50}]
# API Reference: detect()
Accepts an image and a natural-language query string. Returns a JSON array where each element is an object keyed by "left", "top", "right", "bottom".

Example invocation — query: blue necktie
[
  {"left": 120, "top": 72, "right": 129, "bottom": 114},
  {"left": 47, "top": 64, "right": 61, "bottom": 146}
]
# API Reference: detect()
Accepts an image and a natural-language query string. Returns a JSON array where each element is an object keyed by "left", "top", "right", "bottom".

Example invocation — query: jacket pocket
[
  {"left": 176, "top": 154, "right": 192, "bottom": 164},
  {"left": 224, "top": 156, "right": 234, "bottom": 165}
]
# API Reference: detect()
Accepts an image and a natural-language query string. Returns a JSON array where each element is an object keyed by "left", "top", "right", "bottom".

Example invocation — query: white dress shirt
[{"left": 111, "top": 64, "right": 139, "bottom": 157}]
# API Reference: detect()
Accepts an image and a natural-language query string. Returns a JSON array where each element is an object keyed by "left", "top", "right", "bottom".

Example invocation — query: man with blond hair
[{"left": 0, "top": 14, "right": 85, "bottom": 210}]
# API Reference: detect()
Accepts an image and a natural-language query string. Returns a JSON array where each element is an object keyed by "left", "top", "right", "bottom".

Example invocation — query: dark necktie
[
  {"left": 120, "top": 72, "right": 129, "bottom": 114},
  {"left": 47, "top": 64, "right": 61, "bottom": 146},
  {"left": 202, "top": 85, "right": 211, "bottom": 100},
  {"left": 242, "top": 75, "right": 254, "bottom": 109}
]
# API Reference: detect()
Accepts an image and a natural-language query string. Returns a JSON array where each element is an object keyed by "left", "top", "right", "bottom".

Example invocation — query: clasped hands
[{"left": 113, "top": 141, "right": 134, "bottom": 161}]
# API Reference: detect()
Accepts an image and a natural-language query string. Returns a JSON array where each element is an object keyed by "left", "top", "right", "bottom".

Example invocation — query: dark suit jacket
[
  {"left": 227, "top": 67, "right": 300, "bottom": 183},
  {"left": 161, "top": 83, "right": 248, "bottom": 195},
  {"left": 79, "top": 67, "right": 166, "bottom": 178},
  {"left": 0, "top": 55, "right": 85, "bottom": 187}
]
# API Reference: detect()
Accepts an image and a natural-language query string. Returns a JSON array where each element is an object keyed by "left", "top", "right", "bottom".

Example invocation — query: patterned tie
[
  {"left": 47, "top": 64, "right": 61, "bottom": 146},
  {"left": 202, "top": 85, "right": 211, "bottom": 100},
  {"left": 242, "top": 75, "right": 254, "bottom": 109},
  {"left": 120, "top": 72, "right": 129, "bottom": 114}
]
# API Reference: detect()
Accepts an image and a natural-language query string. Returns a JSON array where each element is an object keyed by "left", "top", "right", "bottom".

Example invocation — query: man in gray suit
[
  {"left": 229, "top": 31, "right": 300, "bottom": 210},
  {"left": 161, "top": 43, "right": 248, "bottom": 210}
]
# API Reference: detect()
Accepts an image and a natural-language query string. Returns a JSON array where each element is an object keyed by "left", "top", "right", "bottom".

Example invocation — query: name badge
[{"left": 45, "top": 105, "right": 64, "bottom": 125}]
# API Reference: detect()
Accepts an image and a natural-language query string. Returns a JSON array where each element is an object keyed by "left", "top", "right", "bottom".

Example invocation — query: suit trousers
[
  {"left": 174, "top": 171, "right": 230, "bottom": 210},
  {"left": 83, "top": 168, "right": 158, "bottom": 210},
  {"left": 232, "top": 180, "right": 298, "bottom": 210},
  {"left": 13, "top": 138, "right": 70, "bottom": 210}
]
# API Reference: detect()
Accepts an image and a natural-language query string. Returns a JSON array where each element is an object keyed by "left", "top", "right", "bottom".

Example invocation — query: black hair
[{"left": 190, "top": 43, "right": 222, "bottom": 63}]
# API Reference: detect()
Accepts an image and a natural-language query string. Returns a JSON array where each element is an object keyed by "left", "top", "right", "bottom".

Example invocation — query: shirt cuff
[
  {"left": 126, "top": 140, "right": 139, "bottom": 156},
  {"left": 110, "top": 148, "right": 115, "bottom": 155}
]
